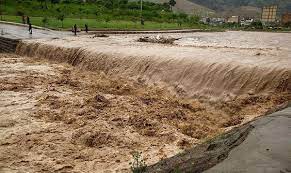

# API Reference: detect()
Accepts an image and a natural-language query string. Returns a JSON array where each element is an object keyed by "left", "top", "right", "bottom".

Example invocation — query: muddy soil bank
[
  {"left": 0, "top": 53, "right": 289, "bottom": 172},
  {"left": 146, "top": 103, "right": 290, "bottom": 173},
  {"left": 146, "top": 122, "right": 254, "bottom": 173}
]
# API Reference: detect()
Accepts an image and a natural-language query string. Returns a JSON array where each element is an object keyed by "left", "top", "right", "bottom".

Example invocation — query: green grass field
[
  {"left": 0, "top": 15, "right": 208, "bottom": 30},
  {"left": 0, "top": 0, "right": 210, "bottom": 30},
  {"left": 0, "top": 0, "right": 289, "bottom": 31}
]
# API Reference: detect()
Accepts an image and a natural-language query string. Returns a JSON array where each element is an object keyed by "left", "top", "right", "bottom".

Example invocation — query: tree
[
  {"left": 51, "top": 0, "right": 60, "bottom": 3},
  {"left": 57, "top": 14, "right": 65, "bottom": 28},
  {"left": 16, "top": 10, "right": 24, "bottom": 16},
  {"left": 119, "top": 0, "right": 128, "bottom": 8},
  {"left": 42, "top": 16, "right": 49, "bottom": 27},
  {"left": 99, "top": 0, "right": 115, "bottom": 10},
  {"left": 169, "top": 0, "right": 176, "bottom": 11},
  {"left": 51, "top": 0, "right": 60, "bottom": 7},
  {"left": 0, "top": 0, "right": 4, "bottom": 20},
  {"left": 189, "top": 15, "right": 200, "bottom": 25},
  {"left": 250, "top": 20, "right": 263, "bottom": 29},
  {"left": 37, "top": 0, "right": 48, "bottom": 9},
  {"left": 94, "top": 10, "right": 99, "bottom": 21},
  {"left": 104, "top": 15, "right": 111, "bottom": 23}
]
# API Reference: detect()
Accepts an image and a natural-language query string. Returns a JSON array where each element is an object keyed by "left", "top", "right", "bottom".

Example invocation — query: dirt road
[
  {"left": 0, "top": 23, "right": 69, "bottom": 40},
  {"left": 0, "top": 53, "right": 288, "bottom": 172}
]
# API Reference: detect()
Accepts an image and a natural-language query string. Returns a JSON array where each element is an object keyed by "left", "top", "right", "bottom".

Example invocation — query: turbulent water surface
[
  {"left": 0, "top": 31, "right": 290, "bottom": 172},
  {"left": 16, "top": 31, "right": 291, "bottom": 100}
]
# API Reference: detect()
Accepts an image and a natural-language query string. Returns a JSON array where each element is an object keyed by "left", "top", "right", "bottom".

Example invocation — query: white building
[{"left": 227, "top": 16, "right": 240, "bottom": 24}]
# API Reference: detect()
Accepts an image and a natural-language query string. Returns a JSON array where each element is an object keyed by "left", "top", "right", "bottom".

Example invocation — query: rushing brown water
[
  {"left": 1, "top": 31, "right": 291, "bottom": 173},
  {"left": 16, "top": 31, "right": 291, "bottom": 100},
  {"left": 0, "top": 52, "right": 289, "bottom": 173}
]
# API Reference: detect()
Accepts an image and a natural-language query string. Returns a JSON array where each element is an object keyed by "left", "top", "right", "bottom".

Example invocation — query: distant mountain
[
  {"left": 138, "top": 0, "right": 291, "bottom": 17},
  {"left": 135, "top": 0, "right": 215, "bottom": 15},
  {"left": 219, "top": 6, "right": 261, "bottom": 18},
  {"left": 188, "top": 0, "right": 291, "bottom": 16},
  {"left": 189, "top": 0, "right": 290, "bottom": 10},
  {"left": 172, "top": 0, "right": 215, "bottom": 15}
]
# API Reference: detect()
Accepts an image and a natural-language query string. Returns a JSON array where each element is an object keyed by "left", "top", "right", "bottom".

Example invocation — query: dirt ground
[{"left": 0, "top": 53, "right": 289, "bottom": 173}]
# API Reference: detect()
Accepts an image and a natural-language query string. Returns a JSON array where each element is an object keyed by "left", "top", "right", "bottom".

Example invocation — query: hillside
[
  {"left": 173, "top": 0, "right": 215, "bottom": 15},
  {"left": 189, "top": 0, "right": 291, "bottom": 11},
  {"left": 189, "top": 0, "right": 291, "bottom": 15},
  {"left": 137, "top": 0, "right": 215, "bottom": 15},
  {"left": 146, "top": 0, "right": 290, "bottom": 17},
  {"left": 219, "top": 6, "right": 261, "bottom": 18}
]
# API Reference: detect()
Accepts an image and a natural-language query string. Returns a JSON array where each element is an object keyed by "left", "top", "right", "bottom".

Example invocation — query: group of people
[
  {"left": 72, "top": 24, "right": 89, "bottom": 36},
  {"left": 25, "top": 15, "right": 89, "bottom": 36}
]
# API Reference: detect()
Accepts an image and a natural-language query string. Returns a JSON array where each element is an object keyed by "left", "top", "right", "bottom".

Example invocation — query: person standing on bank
[
  {"left": 74, "top": 24, "right": 77, "bottom": 36},
  {"left": 27, "top": 16, "right": 30, "bottom": 25},
  {"left": 85, "top": 24, "right": 88, "bottom": 33},
  {"left": 28, "top": 23, "right": 32, "bottom": 34}
]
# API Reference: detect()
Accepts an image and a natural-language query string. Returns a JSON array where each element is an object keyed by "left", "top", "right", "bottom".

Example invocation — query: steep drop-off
[{"left": 16, "top": 35, "right": 291, "bottom": 101}]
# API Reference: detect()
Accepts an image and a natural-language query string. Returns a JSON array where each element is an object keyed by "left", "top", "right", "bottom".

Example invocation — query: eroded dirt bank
[{"left": 0, "top": 53, "right": 289, "bottom": 173}]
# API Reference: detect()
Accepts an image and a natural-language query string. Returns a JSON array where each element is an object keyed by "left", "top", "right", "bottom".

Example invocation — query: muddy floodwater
[
  {"left": 0, "top": 31, "right": 291, "bottom": 172},
  {"left": 17, "top": 31, "right": 291, "bottom": 100}
]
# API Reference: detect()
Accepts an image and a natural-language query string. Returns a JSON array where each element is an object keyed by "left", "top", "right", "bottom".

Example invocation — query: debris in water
[
  {"left": 137, "top": 35, "right": 180, "bottom": 44},
  {"left": 92, "top": 34, "right": 109, "bottom": 38},
  {"left": 255, "top": 52, "right": 262, "bottom": 56}
]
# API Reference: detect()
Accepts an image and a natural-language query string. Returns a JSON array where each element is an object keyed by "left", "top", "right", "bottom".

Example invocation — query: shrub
[
  {"left": 42, "top": 16, "right": 49, "bottom": 27},
  {"left": 250, "top": 20, "right": 263, "bottom": 29},
  {"left": 129, "top": 151, "right": 147, "bottom": 173}
]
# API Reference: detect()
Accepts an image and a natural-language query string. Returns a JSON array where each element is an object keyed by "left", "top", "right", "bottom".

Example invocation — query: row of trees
[
  {"left": 2, "top": 0, "right": 204, "bottom": 29},
  {"left": 33, "top": 0, "right": 177, "bottom": 11},
  {"left": 37, "top": 0, "right": 178, "bottom": 27},
  {"left": 14, "top": 0, "right": 181, "bottom": 22}
]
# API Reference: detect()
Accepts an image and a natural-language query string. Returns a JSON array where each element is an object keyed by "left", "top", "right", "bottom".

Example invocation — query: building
[
  {"left": 227, "top": 16, "right": 240, "bottom": 24},
  {"left": 261, "top": 5, "right": 278, "bottom": 24},
  {"left": 200, "top": 17, "right": 226, "bottom": 25},
  {"left": 212, "top": 18, "right": 226, "bottom": 25},
  {"left": 282, "top": 13, "right": 291, "bottom": 25},
  {"left": 200, "top": 17, "right": 210, "bottom": 24},
  {"left": 240, "top": 18, "right": 254, "bottom": 26}
]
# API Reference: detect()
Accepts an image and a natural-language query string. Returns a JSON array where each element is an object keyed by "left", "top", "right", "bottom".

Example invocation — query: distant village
[{"left": 199, "top": 5, "right": 291, "bottom": 29}]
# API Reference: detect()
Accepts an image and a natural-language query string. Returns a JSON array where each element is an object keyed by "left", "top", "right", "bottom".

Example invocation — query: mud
[{"left": 0, "top": 52, "right": 289, "bottom": 173}]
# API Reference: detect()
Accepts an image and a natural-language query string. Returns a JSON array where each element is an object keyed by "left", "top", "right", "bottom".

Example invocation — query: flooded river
[{"left": 0, "top": 30, "right": 290, "bottom": 172}]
